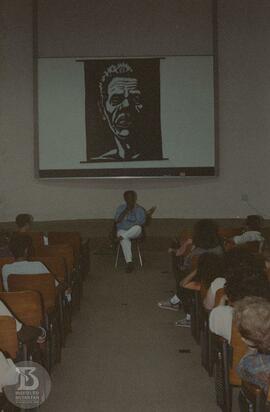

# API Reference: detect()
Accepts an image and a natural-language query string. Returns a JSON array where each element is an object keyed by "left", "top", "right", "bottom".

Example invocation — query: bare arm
[
  {"left": 180, "top": 269, "right": 197, "bottom": 287},
  {"left": 203, "top": 288, "right": 215, "bottom": 311}
]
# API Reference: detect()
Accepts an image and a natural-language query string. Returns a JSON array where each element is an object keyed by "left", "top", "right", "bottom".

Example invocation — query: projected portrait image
[{"left": 83, "top": 58, "right": 164, "bottom": 162}]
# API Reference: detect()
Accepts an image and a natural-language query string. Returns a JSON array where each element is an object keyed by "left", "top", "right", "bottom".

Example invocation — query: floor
[{"left": 41, "top": 249, "right": 236, "bottom": 412}]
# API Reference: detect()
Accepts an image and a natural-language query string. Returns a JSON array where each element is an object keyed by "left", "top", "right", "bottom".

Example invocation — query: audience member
[
  {"left": 15, "top": 213, "right": 33, "bottom": 233},
  {"left": 209, "top": 254, "right": 270, "bottom": 343},
  {"left": 2, "top": 235, "right": 57, "bottom": 291},
  {"left": 159, "top": 219, "right": 223, "bottom": 328},
  {"left": 180, "top": 253, "right": 226, "bottom": 310},
  {"left": 115, "top": 191, "right": 146, "bottom": 273},
  {"left": 12, "top": 213, "right": 48, "bottom": 246},
  {"left": 225, "top": 215, "right": 264, "bottom": 250},
  {"left": 235, "top": 297, "right": 270, "bottom": 396}
]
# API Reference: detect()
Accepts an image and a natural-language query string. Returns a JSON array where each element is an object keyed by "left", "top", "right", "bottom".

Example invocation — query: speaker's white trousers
[{"left": 117, "top": 225, "right": 142, "bottom": 263}]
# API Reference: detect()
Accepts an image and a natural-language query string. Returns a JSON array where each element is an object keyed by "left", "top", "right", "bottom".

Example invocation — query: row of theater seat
[
  {"left": 184, "top": 228, "right": 270, "bottom": 412},
  {"left": 0, "top": 231, "right": 90, "bottom": 410}
]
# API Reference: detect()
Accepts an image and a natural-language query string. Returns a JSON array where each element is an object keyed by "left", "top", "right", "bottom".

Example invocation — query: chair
[
  {"left": 0, "top": 291, "right": 46, "bottom": 364},
  {"left": 112, "top": 219, "right": 146, "bottom": 270},
  {"left": 8, "top": 274, "right": 56, "bottom": 313},
  {"left": 0, "top": 291, "right": 44, "bottom": 328},
  {"left": 190, "top": 289, "right": 202, "bottom": 344},
  {"left": 229, "top": 323, "right": 248, "bottom": 386},
  {"left": 7, "top": 274, "right": 61, "bottom": 371},
  {"left": 30, "top": 256, "right": 67, "bottom": 283},
  {"left": 10, "top": 232, "right": 44, "bottom": 256},
  {"left": 48, "top": 231, "right": 90, "bottom": 280},
  {"left": 212, "top": 322, "right": 248, "bottom": 412},
  {"left": 238, "top": 241, "right": 264, "bottom": 254},
  {"left": 239, "top": 381, "right": 270, "bottom": 412},
  {"left": 35, "top": 244, "right": 75, "bottom": 278},
  {"left": 199, "top": 284, "right": 212, "bottom": 374},
  {"left": 0, "top": 317, "right": 19, "bottom": 360},
  {"left": 200, "top": 287, "right": 226, "bottom": 377},
  {"left": 48, "top": 232, "right": 82, "bottom": 260},
  {"left": 30, "top": 257, "right": 72, "bottom": 337},
  {"left": 115, "top": 237, "right": 144, "bottom": 269},
  {"left": 27, "top": 232, "right": 45, "bottom": 250},
  {"left": 200, "top": 306, "right": 213, "bottom": 375},
  {"left": 35, "top": 244, "right": 82, "bottom": 312},
  {"left": 218, "top": 227, "right": 243, "bottom": 239},
  {"left": 81, "top": 238, "right": 90, "bottom": 279}
]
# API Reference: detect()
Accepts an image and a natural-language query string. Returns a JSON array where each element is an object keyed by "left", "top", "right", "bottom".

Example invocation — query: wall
[{"left": 1, "top": 0, "right": 270, "bottom": 223}]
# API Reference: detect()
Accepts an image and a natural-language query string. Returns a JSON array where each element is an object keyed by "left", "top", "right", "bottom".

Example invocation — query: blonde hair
[{"left": 234, "top": 296, "right": 270, "bottom": 353}]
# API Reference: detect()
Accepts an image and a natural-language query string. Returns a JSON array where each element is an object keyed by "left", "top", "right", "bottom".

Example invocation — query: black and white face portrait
[
  {"left": 83, "top": 58, "right": 164, "bottom": 162},
  {"left": 101, "top": 72, "right": 143, "bottom": 141}
]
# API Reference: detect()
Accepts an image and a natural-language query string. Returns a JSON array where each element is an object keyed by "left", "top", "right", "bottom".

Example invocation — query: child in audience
[
  {"left": 209, "top": 254, "right": 270, "bottom": 343},
  {"left": 159, "top": 219, "right": 223, "bottom": 328},
  {"left": 235, "top": 296, "right": 270, "bottom": 396},
  {"left": 2, "top": 235, "right": 57, "bottom": 291}
]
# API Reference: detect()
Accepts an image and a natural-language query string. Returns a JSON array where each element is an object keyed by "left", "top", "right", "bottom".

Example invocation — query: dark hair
[
  {"left": 224, "top": 249, "right": 266, "bottom": 280},
  {"left": 99, "top": 62, "right": 134, "bottom": 108},
  {"left": 225, "top": 257, "right": 270, "bottom": 303},
  {"left": 192, "top": 219, "right": 221, "bottom": 249},
  {"left": 123, "top": 191, "right": 137, "bottom": 201},
  {"left": 15, "top": 214, "right": 33, "bottom": 229},
  {"left": 245, "top": 215, "right": 263, "bottom": 231},
  {"left": 197, "top": 253, "right": 225, "bottom": 289},
  {"left": 9, "top": 235, "right": 33, "bottom": 259}
]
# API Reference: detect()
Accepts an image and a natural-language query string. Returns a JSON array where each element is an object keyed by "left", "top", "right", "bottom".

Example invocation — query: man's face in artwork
[{"left": 102, "top": 76, "right": 143, "bottom": 141}]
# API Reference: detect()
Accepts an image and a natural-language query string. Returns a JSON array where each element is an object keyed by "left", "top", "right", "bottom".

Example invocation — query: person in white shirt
[
  {"left": 209, "top": 253, "right": 270, "bottom": 343},
  {"left": 204, "top": 277, "right": 227, "bottom": 310},
  {"left": 232, "top": 215, "right": 264, "bottom": 246},
  {"left": 209, "top": 305, "right": 234, "bottom": 343},
  {"left": 2, "top": 235, "right": 57, "bottom": 291}
]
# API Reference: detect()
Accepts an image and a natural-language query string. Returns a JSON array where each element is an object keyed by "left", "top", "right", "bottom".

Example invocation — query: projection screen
[{"left": 37, "top": 56, "right": 216, "bottom": 178}]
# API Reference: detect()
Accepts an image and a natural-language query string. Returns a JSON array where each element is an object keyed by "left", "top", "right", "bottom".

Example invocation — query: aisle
[{"left": 42, "top": 251, "right": 219, "bottom": 412}]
